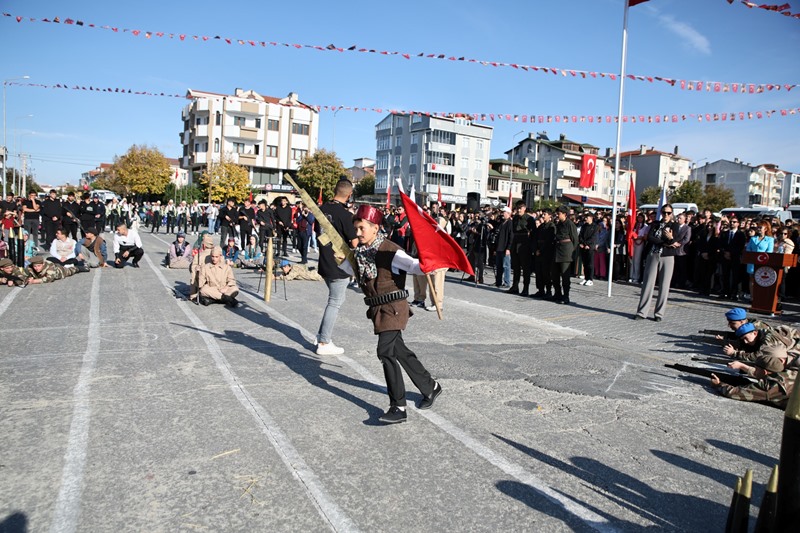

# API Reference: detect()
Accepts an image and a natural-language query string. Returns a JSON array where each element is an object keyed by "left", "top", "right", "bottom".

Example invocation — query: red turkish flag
[
  {"left": 398, "top": 187, "right": 474, "bottom": 275},
  {"left": 579, "top": 154, "right": 597, "bottom": 188},
  {"left": 626, "top": 175, "right": 637, "bottom": 257},
  {"left": 628, "top": 0, "right": 650, "bottom": 5},
  {"left": 437, "top": 184, "right": 443, "bottom": 205}
]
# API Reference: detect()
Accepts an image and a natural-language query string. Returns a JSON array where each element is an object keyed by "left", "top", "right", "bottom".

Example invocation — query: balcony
[
  {"left": 426, "top": 163, "right": 455, "bottom": 174},
  {"left": 226, "top": 100, "right": 261, "bottom": 115},
  {"left": 195, "top": 153, "right": 207, "bottom": 165},
  {"left": 425, "top": 141, "right": 456, "bottom": 154},
  {"left": 237, "top": 153, "right": 257, "bottom": 166},
  {"left": 239, "top": 127, "right": 259, "bottom": 140},
  {"left": 182, "top": 131, "right": 190, "bottom": 145},
  {"left": 194, "top": 124, "right": 208, "bottom": 138},
  {"left": 195, "top": 99, "right": 209, "bottom": 112},
  {"left": 560, "top": 167, "right": 581, "bottom": 180}
]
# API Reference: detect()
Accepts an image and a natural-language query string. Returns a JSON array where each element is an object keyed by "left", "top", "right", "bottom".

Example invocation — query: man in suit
[
  {"left": 671, "top": 212, "right": 692, "bottom": 289},
  {"left": 719, "top": 217, "right": 747, "bottom": 300}
]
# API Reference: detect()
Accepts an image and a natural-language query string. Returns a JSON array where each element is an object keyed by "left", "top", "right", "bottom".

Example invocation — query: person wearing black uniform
[
  {"left": 552, "top": 205, "right": 578, "bottom": 305},
  {"left": 532, "top": 210, "right": 556, "bottom": 298},
  {"left": 40, "top": 189, "right": 63, "bottom": 246},
  {"left": 238, "top": 199, "right": 257, "bottom": 244},
  {"left": 217, "top": 198, "right": 239, "bottom": 246},
  {"left": 315, "top": 179, "right": 358, "bottom": 356},
  {"left": 466, "top": 213, "right": 490, "bottom": 284},
  {"left": 577, "top": 211, "right": 599, "bottom": 286},
  {"left": 21, "top": 191, "right": 41, "bottom": 248},
  {"left": 61, "top": 192, "right": 81, "bottom": 240},
  {"left": 90, "top": 194, "right": 106, "bottom": 234},
  {"left": 151, "top": 201, "right": 162, "bottom": 233},
  {"left": 509, "top": 201, "right": 535, "bottom": 296},
  {"left": 273, "top": 196, "right": 293, "bottom": 257},
  {"left": 78, "top": 193, "right": 96, "bottom": 238},
  {"left": 493, "top": 206, "right": 513, "bottom": 288},
  {"left": 256, "top": 199, "right": 275, "bottom": 249}
]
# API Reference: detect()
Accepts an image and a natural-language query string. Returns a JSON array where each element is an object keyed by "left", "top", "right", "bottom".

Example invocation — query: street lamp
[
  {"left": 13, "top": 115, "right": 33, "bottom": 196},
  {"left": 508, "top": 130, "right": 525, "bottom": 206},
  {"left": 691, "top": 157, "right": 708, "bottom": 182},
  {"left": 3, "top": 75, "right": 30, "bottom": 197}
]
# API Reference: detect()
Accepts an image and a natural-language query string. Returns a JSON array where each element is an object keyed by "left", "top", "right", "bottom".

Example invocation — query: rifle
[
  {"left": 281, "top": 174, "right": 356, "bottom": 272},
  {"left": 698, "top": 329, "right": 733, "bottom": 338},
  {"left": 691, "top": 356, "right": 735, "bottom": 365},
  {"left": 665, "top": 364, "right": 753, "bottom": 387},
  {"left": 690, "top": 335, "right": 729, "bottom": 347}
]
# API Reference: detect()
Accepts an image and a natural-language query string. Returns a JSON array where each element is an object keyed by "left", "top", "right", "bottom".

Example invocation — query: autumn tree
[
  {"left": 91, "top": 171, "right": 127, "bottom": 196},
  {"left": 639, "top": 186, "right": 663, "bottom": 205},
  {"left": 354, "top": 175, "right": 375, "bottom": 198},
  {"left": 296, "top": 149, "right": 347, "bottom": 201},
  {"left": 111, "top": 144, "right": 172, "bottom": 196},
  {"left": 199, "top": 156, "right": 250, "bottom": 202},
  {"left": 670, "top": 179, "right": 704, "bottom": 205},
  {"left": 703, "top": 184, "right": 736, "bottom": 212}
]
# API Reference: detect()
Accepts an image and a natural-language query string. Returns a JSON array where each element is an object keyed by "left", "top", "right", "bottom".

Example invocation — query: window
[
  {"left": 291, "top": 148, "right": 308, "bottom": 160},
  {"left": 475, "top": 158, "right": 483, "bottom": 170},
  {"left": 411, "top": 133, "right": 419, "bottom": 145},
  {"left": 426, "top": 172, "right": 454, "bottom": 187},
  {"left": 476, "top": 139, "right": 484, "bottom": 151},
  {"left": 214, "top": 138, "right": 219, "bottom": 153},
  {"left": 412, "top": 114, "right": 422, "bottom": 123},
  {"left": 395, "top": 136, "right": 402, "bottom": 148},
  {"left": 377, "top": 136, "right": 390, "bottom": 151},
  {"left": 266, "top": 145, "right": 278, "bottom": 157},
  {"left": 462, "top": 137, "right": 470, "bottom": 149},
  {"left": 473, "top": 179, "right": 481, "bottom": 190},
  {"left": 233, "top": 116, "right": 246, "bottom": 127},
  {"left": 430, "top": 130, "right": 455, "bottom": 145},
  {"left": 460, "top": 177, "right": 467, "bottom": 189},
  {"left": 461, "top": 157, "right": 469, "bottom": 169},
  {"left": 377, "top": 154, "right": 389, "bottom": 170},
  {"left": 233, "top": 142, "right": 245, "bottom": 154},
  {"left": 267, "top": 119, "right": 279, "bottom": 131},
  {"left": 254, "top": 144, "right": 260, "bottom": 155},
  {"left": 410, "top": 153, "right": 418, "bottom": 165},
  {"left": 706, "top": 173, "right": 717, "bottom": 184},
  {"left": 215, "top": 112, "right": 221, "bottom": 126},
  {"left": 393, "top": 155, "right": 401, "bottom": 167},
  {"left": 255, "top": 118, "right": 261, "bottom": 129},
  {"left": 291, "top": 123, "right": 309, "bottom": 135},
  {"left": 195, "top": 117, "right": 206, "bottom": 126}
]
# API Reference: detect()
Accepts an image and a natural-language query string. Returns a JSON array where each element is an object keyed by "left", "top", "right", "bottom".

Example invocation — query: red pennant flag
[
  {"left": 626, "top": 175, "right": 637, "bottom": 257},
  {"left": 398, "top": 188, "right": 473, "bottom": 275},
  {"left": 579, "top": 154, "right": 597, "bottom": 188},
  {"left": 629, "top": 1, "right": 650, "bottom": 6}
]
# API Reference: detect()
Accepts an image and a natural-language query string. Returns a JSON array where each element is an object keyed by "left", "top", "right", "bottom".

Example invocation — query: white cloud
[{"left": 657, "top": 13, "right": 712, "bottom": 56}]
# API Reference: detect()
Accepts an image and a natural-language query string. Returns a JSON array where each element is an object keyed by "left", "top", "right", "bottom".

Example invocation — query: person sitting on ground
[
  {"left": 239, "top": 235, "right": 264, "bottom": 269},
  {"left": 49, "top": 228, "right": 87, "bottom": 271},
  {"left": 222, "top": 236, "right": 241, "bottom": 267},
  {"left": 113, "top": 221, "right": 144, "bottom": 268},
  {"left": 197, "top": 246, "right": 239, "bottom": 308},
  {"left": 77, "top": 227, "right": 108, "bottom": 268},
  {"left": 710, "top": 353, "right": 796, "bottom": 409},
  {"left": 25, "top": 255, "right": 78, "bottom": 284},
  {"left": 167, "top": 231, "right": 192, "bottom": 269},
  {"left": 0, "top": 257, "right": 29, "bottom": 287},
  {"left": 276, "top": 259, "right": 323, "bottom": 281},
  {"left": 189, "top": 232, "right": 215, "bottom": 301}
]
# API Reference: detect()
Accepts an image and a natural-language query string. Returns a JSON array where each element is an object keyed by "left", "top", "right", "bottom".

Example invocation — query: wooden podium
[{"left": 742, "top": 251, "right": 797, "bottom": 315}]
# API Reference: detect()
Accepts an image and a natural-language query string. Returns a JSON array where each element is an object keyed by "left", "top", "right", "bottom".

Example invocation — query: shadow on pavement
[
  {"left": 705, "top": 439, "right": 777, "bottom": 468},
  {"left": 493, "top": 434, "right": 726, "bottom": 532},
  {"left": 0, "top": 512, "right": 28, "bottom": 533}
]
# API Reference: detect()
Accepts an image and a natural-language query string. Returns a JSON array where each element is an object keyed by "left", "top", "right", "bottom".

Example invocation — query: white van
[
  {"left": 721, "top": 207, "right": 791, "bottom": 223},
  {"left": 91, "top": 189, "right": 120, "bottom": 202},
  {"left": 638, "top": 203, "right": 697, "bottom": 215}
]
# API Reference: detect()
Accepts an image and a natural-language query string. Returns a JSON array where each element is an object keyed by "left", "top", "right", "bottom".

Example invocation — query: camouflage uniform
[
  {"left": 277, "top": 264, "right": 322, "bottom": 281},
  {"left": 732, "top": 327, "right": 800, "bottom": 370},
  {"left": 26, "top": 262, "right": 77, "bottom": 283},
  {"left": 0, "top": 265, "right": 30, "bottom": 287},
  {"left": 719, "top": 369, "right": 797, "bottom": 409}
]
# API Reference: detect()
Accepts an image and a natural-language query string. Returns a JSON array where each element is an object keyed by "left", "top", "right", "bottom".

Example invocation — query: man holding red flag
[{"left": 348, "top": 204, "right": 442, "bottom": 424}]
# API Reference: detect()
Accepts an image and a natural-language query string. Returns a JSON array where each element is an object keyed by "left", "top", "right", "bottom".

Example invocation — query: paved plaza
[{"left": 1, "top": 231, "right": 795, "bottom": 532}]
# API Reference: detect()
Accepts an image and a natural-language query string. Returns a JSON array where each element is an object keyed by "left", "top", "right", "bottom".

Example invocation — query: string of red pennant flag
[
  {"left": 8, "top": 81, "right": 800, "bottom": 125},
  {"left": 3, "top": 11, "right": 798, "bottom": 95},
  {"left": 738, "top": 1, "right": 800, "bottom": 18}
]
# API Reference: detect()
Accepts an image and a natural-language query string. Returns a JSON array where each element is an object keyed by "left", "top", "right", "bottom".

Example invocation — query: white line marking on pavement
[
  {"left": 49, "top": 269, "right": 102, "bottom": 533},
  {"left": 447, "top": 297, "right": 587, "bottom": 337},
  {"left": 605, "top": 363, "right": 629, "bottom": 393},
  {"left": 0, "top": 286, "right": 23, "bottom": 319},
  {"left": 143, "top": 254, "right": 357, "bottom": 533},
  {"left": 239, "top": 289, "right": 618, "bottom": 533}
]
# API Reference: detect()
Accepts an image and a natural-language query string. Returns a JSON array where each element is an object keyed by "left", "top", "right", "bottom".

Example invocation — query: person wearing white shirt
[{"left": 113, "top": 221, "right": 144, "bottom": 268}]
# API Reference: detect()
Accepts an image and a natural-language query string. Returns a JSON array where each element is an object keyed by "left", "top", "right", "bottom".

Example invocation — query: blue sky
[{"left": 2, "top": 0, "right": 799, "bottom": 187}]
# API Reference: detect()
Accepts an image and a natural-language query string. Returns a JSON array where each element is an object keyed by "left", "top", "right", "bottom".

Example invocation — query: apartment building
[
  {"left": 695, "top": 159, "right": 784, "bottom": 208},
  {"left": 180, "top": 88, "right": 318, "bottom": 194},
  {"left": 374, "top": 113, "right": 493, "bottom": 206},
  {"left": 780, "top": 169, "right": 800, "bottom": 206},
  {"left": 616, "top": 145, "right": 692, "bottom": 193}
]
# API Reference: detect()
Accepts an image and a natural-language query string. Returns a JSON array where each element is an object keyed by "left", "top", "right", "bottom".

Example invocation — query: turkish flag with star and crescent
[
  {"left": 579, "top": 154, "right": 597, "bottom": 188},
  {"left": 396, "top": 180, "right": 474, "bottom": 276}
]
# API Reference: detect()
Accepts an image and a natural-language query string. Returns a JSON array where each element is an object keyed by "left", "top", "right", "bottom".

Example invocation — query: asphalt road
[{"left": 0, "top": 230, "right": 793, "bottom": 532}]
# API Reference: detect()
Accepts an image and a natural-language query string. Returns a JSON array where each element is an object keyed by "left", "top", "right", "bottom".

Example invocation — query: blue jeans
[
  {"left": 495, "top": 251, "right": 511, "bottom": 286},
  {"left": 317, "top": 277, "right": 349, "bottom": 344}
]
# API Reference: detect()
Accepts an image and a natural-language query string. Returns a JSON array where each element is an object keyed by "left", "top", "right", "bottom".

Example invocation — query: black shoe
[
  {"left": 223, "top": 295, "right": 239, "bottom": 308},
  {"left": 532, "top": 290, "right": 545, "bottom": 298},
  {"left": 77, "top": 264, "right": 90, "bottom": 273},
  {"left": 464, "top": 276, "right": 476, "bottom": 283},
  {"left": 507, "top": 287, "right": 519, "bottom": 295},
  {"left": 131, "top": 262, "right": 140, "bottom": 268},
  {"left": 560, "top": 296, "right": 570, "bottom": 305},
  {"left": 547, "top": 294, "right": 561, "bottom": 301},
  {"left": 379, "top": 406, "right": 407, "bottom": 424},
  {"left": 520, "top": 290, "right": 529, "bottom": 297},
  {"left": 653, "top": 316, "right": 662, "bottom": 322},
  {"left": 418, "top": 382, "right": 443, "bottom": 410},
  {"left": 633, "top": 315, "right": 644, "bottom": 320},
  {"left": 199, "top": 296, "right": 213, "bottom": 306}
]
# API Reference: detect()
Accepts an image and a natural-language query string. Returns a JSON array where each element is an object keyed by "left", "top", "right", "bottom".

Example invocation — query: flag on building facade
[
  {"left": 396, "top": 179, "right": 474, "bottom": 275},
  {"left": 579, "top": 154, "right": 597, "bottom": 188}
]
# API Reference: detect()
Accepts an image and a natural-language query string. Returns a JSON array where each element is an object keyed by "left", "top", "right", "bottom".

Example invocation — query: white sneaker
[
  {"left": 579, "top": 280, "right": 586, "bottom": 285},
  {"left": 585, "top": 280, "right": 593, "bottom": 286},
  {"left": 316, "top": 342, "right": 344, "bottom": 355},
  {"left": 578, "top": 275, "right": 585, "bottom": 279}
]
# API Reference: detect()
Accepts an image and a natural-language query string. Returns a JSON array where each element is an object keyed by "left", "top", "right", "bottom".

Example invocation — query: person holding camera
[
  {"left": 466, "top": 213, "right": 489, "bottom": 284},
  {"left": 295, "top": 203, "right": 315, "bottom": 264}
]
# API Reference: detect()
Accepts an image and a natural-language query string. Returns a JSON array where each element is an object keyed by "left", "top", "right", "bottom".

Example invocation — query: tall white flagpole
[{"left": 607, "top": 0, "right": 631, "bottom": 298}]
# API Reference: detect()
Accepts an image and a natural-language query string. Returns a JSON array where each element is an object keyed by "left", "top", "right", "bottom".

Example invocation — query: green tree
[
  {"left": 199, "top": 156, "right": 250, "bottom": 202},
  {"left": 703, "top": 184, "right": 736, "bottom": 212},
  {"left": 296, "top": 149, "right": 347, "bottom": 202},
  {"left": 670, "top": 180, "right": 704, "bottom": 205},
  {"left": 353, "top": 175, "right": 375, "bottom": 198},
  {"left": 639, "top": 186, "right": 663, "bottom": 205},
  {"left": 91, "top": 171, "right": 127, "bottom": 196},
  {"left": 111, "top": 144, "right": 172, "bottom": 196},
  {"left": 161, "top": 183, "right": 205, "bottom": 204}
]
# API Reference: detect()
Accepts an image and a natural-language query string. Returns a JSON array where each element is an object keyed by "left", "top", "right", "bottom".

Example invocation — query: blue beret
[
  {"left": 735, "top": 323, "right": 756, "bottom": 338},
  {"left": 725, "top": 308, "right": 747, "bottom": 321},
  {"left": 279, "top": 259, "right": 291, "bottom": 268}
]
